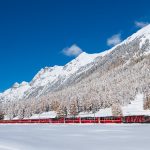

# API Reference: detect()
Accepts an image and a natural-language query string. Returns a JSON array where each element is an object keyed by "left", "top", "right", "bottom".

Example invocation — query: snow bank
[
  {"left": 78, "top": 108, "right": 112, "bottom": 117},
  {"left": 122, "top": 93, "right": 150, "bottom": 116},
  {"left": 29, "top": 111, "right": 57, "bottom": 119}
]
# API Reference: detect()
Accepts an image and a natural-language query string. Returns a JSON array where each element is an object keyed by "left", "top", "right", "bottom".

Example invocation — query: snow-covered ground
[
  {"left": 29, "top": 111, "right": 57, "bottom": 119},
  {"left": 122, "top": 94, "right": 150, "bottom": 116},
  {"left": 0, "top": 124, "right": 150, "bottom": 150}
]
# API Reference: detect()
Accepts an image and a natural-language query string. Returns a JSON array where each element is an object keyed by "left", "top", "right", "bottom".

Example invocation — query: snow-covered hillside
[
  {"left": 0, "top": 82, "right": 30, "bottom": 102},
  {"left": 1, "top": 24, "right": 150, "bottom": 119},
  {"left": 0, "top": 52, "right": 102, "bottom": 102},
  {"left": 30, "top": 52, "right": 101, "bottom": 87},
  {"left": 1, "top": 25, "right": 150, "bottom": 103}
]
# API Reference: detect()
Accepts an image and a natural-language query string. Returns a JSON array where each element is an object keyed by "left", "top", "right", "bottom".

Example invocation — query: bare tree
[
  {"left": 69, "top": 100, "right": 78, "bottom": 117},
  {"left": 111, "top": 103, "right": 123, "bottom": 116},
  {"left": 144, "top": 94, "right": 150, "bottom": 110}
]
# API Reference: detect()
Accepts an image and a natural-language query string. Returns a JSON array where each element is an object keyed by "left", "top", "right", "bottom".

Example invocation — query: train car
[
  {"left": 0, "top": 119, "right": 50, "bottom": 124},
  {"left": 99, "top": 116, "right": 122, "bottom": 123},
  {"left": 123, "top": 115, "right": 145, "bottom": 123},
  {"left": 17, "top": 119, "right": 31, "bottom": 123},
  {"left": 123, "top": 115, "right": 150, "bottom": 123},
  {"left": 0, "top": 120, "right": 10, "bottom": 124},
  {"left": 51, "top": 118, "right": 65, "bottom": 123},
  {"left": 0, "top": 119, "right": 24, "bottom": 124},
  {"left": 38, "top": 119, "right": 50, "bottom": 123},
  {"left": 81, "top": 117, "right": 99, "bottom": 123},
  {"left": 65, "top": 117, "right": 80, "bottom": 123},
  {"left": 30, "top": 119, "right": 51, "bottom": 123}
]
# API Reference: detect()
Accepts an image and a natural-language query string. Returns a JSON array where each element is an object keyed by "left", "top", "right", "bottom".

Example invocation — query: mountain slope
[
  {"left": 0, "top": 52, "right": 105, "bottom": 102},
  {"left": 0, "top": 24, "right": 150, "bottom": 109}
]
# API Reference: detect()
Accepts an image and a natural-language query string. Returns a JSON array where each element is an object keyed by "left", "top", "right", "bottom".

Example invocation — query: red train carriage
[
  {"left": 17, "top": 119, "right": 31, "bottom": 123},
  {"left": 123, "top": 115, "right": 145, "bottom": 123},
  {"left": 39, "top": 119, "right": 51, "bottom": 123},
  {"left": 99, "top": 116, "right": 122, "bottom": 123},
  {"left": 14, "top": 119, "right": 48, "bottom": 123},
  {"left": 0, "top": 119, "right": 51, "bottom": 124},
  {"left": 51, "top": 118, "right": 65, "bottom": 123},
  {"left": 0, "top": 120, "right": 15, "bottom": 124},
  {"left": 65, "top": 117, "right": 80, "bottom": 123},
  {"left": 30, "top": 119, "right": 50, "bottom": 123},
  {"left": 81, "top": 117, "right": 99, "bottom": 123}
]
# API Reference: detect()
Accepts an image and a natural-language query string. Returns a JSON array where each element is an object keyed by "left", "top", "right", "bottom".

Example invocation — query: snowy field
[{"left": 0, "top": 124, "right": 150, "bottom": 150}]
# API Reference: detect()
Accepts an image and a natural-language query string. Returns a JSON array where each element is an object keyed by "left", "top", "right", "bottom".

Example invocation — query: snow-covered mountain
[
  {"left": 0, "top": 51, "right": 105, "bottom": 102},
  {"left": 0, "top": 24, "right": 150, "bottom": 104}
]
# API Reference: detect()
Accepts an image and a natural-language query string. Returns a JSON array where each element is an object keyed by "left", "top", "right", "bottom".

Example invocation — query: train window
[
  {"left": 144, "top": 116, "right": 148, "bottom": 119},
  {"left": 66, "top": 118, "right": 77, "bottom": 120},
  {"left": 52, "top": 118, "right": 59, "bottom": 121},
  {"left": 81, "top": 117, "right": 88, "bottom": 120}
]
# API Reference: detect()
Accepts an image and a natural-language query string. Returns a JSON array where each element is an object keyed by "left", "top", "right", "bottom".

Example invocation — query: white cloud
[
  {"left": 62, "top": 44, "right": 83, "bottom": 57},
  {"left": 107, "top": 33, "right": 122, "bottom": 47},
  {"left": 135, "top": 21, "right": 149, "bottom": 28}
]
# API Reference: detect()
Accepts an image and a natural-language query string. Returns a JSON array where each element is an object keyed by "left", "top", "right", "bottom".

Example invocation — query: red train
[{"left": 0, "top": 115, "right": 150, "bottom": 124}]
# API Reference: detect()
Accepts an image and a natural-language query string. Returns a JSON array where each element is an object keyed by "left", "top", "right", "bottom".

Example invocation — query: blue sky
[{"left": 0, "top": 0, "right": 150, "bottom": 92}]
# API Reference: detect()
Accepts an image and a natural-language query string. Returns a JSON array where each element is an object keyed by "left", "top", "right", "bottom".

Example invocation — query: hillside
[{"left": 1, "top": 24, "right": 150, "bottom": 119}]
